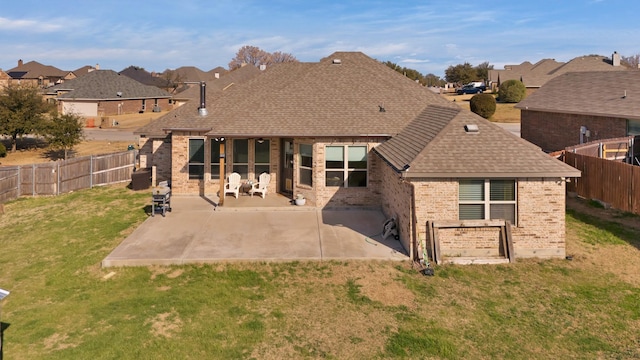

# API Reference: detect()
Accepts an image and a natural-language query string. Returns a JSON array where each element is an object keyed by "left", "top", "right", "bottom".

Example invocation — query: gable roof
[
  {"left": 515, "top": 71, "right": 640, "bottom": 120},
  {"left": 47, "top": 70, "right": 172, "bottom": 100},
  {"left": 119, "top": 66, "right": 171, "bottom": 88},
  {"left": 143, "top": 52, "right": 449, "bottom": 138},
  {"left": 164, "top": 66, "right": 213, "bottom": 82},
  {"left": 374, "top": 105, "right": 580, "bottom": 178},
  {"left": 489, "top": 53, "right": 629, "bottom": 88},
  {"left": 7, "top": 60, "right": 70, "bottom": 79}
]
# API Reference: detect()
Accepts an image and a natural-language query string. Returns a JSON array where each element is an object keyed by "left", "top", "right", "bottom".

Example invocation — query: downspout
[{"left": 401, "top": 169, "right": 418, "bottom": 261}]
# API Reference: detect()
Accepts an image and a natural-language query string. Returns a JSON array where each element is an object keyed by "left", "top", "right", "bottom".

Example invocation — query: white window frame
[
  {"left": 299, "top": 143, "right": 313, "bottom": 187},
  {"left": 325, "top": 145, "right": 368, "bottom": 188},
  {"left": 459, "top": 179, "right": 517, "bottom": 225}
]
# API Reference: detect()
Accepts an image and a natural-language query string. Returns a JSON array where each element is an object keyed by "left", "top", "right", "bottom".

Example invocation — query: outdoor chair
[
  {"left": 249, "top": 172, "right": 270, "bottom": 198},
  {"left": 224, "top": 172, "right": 241, "bottom": 198}
]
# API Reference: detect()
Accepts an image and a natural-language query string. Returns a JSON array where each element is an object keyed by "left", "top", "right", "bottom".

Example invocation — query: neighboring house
[
  {"left": 46, "top": 70, "right": 173, "bottom": 117},
  {"left": 73, "top": 64, "right": 100, "bottom": 77},
  {"left": 169, "top": 64, "right": 263, "bottom": 108},
  {"left": 0, "top": 69, "right": 10, "bottom": 89},
  {"left": 516, "top": 71, "right": 640, "bottom": 152},
  {"left": 6, "top": 59, "right": 76, "bottom": 88},
  {"left": 489, "top": 51, "right": 630, "bottom": 93},
  {"left": 136, "top": 52, "right": 580, "bottom": 262},
  {"left": 119, "top": 66, "right": 173, "bottom": 92}
]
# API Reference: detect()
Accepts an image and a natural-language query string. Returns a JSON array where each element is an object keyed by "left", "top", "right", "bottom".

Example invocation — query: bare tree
[
  {"left": 228, "top": 46, "right": 297, "bottom": 70},
  {"left": 621, "top": 54, "right": 640, "bottom": 69}
]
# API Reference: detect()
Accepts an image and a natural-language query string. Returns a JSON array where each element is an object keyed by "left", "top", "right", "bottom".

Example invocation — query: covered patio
[{"left": 102, "top": 194, "right": 408, "bottom": 267}]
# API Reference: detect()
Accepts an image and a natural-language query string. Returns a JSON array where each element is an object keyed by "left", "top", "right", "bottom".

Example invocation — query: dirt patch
[
  {"left": 147, "top": 309, "right": 183, "bottom": 338},
  {"left": 43, "top": 332, "right": 77, "bottom": 350}
]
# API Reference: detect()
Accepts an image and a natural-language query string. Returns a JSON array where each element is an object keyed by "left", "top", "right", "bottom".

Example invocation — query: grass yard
[
  {"left": 0, "top": 185, "right": 639, "bottom": 359},
  {"left": 442, "top": 93, "right": 521, "bottom": 123}
]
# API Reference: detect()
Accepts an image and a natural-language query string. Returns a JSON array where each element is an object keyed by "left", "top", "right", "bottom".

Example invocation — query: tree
[
  {"left": 0, "top": 84, "right": 53, "bottom": 152},
  {"left": 424, "top": 73, "right": 446, "bottom": 87},
  {"left": 42, "top": 112, "right": 84, "bottom": 160},
  {"left": 228, "top": 45, "right": 297, "bottom": 70},
  {"left": 498, "top": 79, "right": 526, "bottom": 103},
  {"left": 475, "top": 61, "right": 494, "bottom": 82},
  {"left": 621, "top": 53, "right": 640, "bottom": 69},
  {"left": 444, "top": 62, "right": 476, "bottom": 85}
]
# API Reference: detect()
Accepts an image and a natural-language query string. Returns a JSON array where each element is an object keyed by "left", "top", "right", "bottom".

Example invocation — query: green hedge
[
  {"left": 498, "top": 79, "right": 526, "bottom": 103},
  {"left": 470, "top": 93, "right": 496, "bottom": 119}
]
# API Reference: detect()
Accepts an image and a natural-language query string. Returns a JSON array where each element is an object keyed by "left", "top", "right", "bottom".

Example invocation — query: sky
[{"left": 1, "top": 0, "right": 638, "bottom": 77}]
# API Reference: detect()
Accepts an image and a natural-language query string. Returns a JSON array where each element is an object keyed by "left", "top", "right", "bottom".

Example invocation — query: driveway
[{"left": 102, "top": 196, "right": 408, "bottom": 267}]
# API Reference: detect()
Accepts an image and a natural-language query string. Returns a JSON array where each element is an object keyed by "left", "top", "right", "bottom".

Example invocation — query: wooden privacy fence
[
  {"left": 0, "top": 151, "right": 136, "bottom": 203},
  {"left": 565, "top": 152, "right": 640, "bottom": 215}
]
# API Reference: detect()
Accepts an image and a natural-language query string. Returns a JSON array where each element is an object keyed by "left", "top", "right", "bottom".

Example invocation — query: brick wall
[
  {"left": 138, "top": 136, "right": 172, "bottom": 183},
  {"left": 521, "top": 110, "right": 627, "bottom": 152},
  {"left": 377, "top": 157, "right": 414, "bottom": 257}
]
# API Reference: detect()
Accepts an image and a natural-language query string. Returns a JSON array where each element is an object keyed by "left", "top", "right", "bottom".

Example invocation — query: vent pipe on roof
[
  {"left": 332, "top": 59, "right": 342, "bottom": 65},
  {"left": 198, "top": 81, "right": 208, "bottom": 116},
  {"left": 464, "top": 124, "right": 479, "bottom": 133},
  {"left": 612, "top": 51, "right": 620, "bottom": 67}
]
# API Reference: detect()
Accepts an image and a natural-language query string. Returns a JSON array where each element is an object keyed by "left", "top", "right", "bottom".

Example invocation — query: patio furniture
[
  {"left": 249, "top": 173, "right": 271, "bottom": 198},
  {"left": 225, "top": 172, "right": 241, "bottom": 198}
]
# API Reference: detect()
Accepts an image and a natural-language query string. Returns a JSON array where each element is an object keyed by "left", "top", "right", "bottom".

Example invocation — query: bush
[
  {"left": 498, "top": 79, "right": 526, "bottom": 103},
  {"left": 469, "top": 93, "right": 496, "bottom": 119},
  {"left": 0, "top": 142, "right": 6, "bottom": 158}
]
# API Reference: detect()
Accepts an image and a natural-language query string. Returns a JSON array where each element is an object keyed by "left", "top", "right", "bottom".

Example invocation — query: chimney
[
  {"left": 198, "top": 81, "right": 208, "bottom": 116},
  {"left": 95, "top": 63, "right": 100, "bottom": 70},
  {"left": 18, "top": 59, "right": 23, "bottom": 67},
  {"left": 612, "top": 51, "right": 620, "bottom": 67},
  {"left": 214, "top": 72, "right": 220, "bottom": 79}
]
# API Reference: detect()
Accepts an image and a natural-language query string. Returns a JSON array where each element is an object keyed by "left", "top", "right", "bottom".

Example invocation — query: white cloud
[{"left": 0, "top": 17, "right": 64, "bottom": 32}]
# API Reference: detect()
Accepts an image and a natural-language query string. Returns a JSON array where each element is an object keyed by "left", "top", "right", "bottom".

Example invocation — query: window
[
  {"left": 232, "top": 139, "right": 248, "bottom": 179},
  {"left": 459, "top": 179, "right": 516, "bottom": 225},
  {"left": 255, "top": 139, "right": 270, "bottom": 177},
  {"left": 210, "top": 138, "right": 226, "bottom": 179},
  {"left": 325, "top": 145, "right": 367, "bottom": 187},
  {"left": 299, "top": 144, "right": 313, "bottom": 187},
  {"left": 627, "top": 119, "right": 640, "bottom": 136},
  {"left": 188, "top": 139, "right": 205, "bottom": 180}
]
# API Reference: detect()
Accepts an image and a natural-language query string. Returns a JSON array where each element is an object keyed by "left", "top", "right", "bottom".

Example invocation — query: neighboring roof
[
  {"left": 164, "top": 66, "right": 212, "bottom": 82},
  {"left": 119, "top": 66, "right": 171, "bottom": 88},
  {"left": 208, "top": 66, "right": 227, "bottom": 78},
  {"left": 47, "top": 70, "right": 172, "bottom": 100},
  {"left": 515, "top": 71, "right": 640, "bottom": 120},
  {"left": 73, "top": 65, "right": 98, "bottom": 77},
  {"left": 141, "top": 52, "right": 449, "bottom": 138},
  {"left": 374, "top": 105, "right": 580, "bottom": 178},
  {"left": 7, "top": 60, "right": 69, "bottom": 79},
  {"left": 489, "top": 53, "right": 630, "bottom": 88}
]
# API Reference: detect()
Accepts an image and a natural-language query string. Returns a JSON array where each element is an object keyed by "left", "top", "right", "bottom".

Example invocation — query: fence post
[
  {"left": 90, "top": 155, "right": 94, "bottom": 189},
  {"left": 598, "top": 142, "right": 603, "bottom": 158},
  {"left": 57, "top": 162, "right": 60, "bottom": 195},
  {"left": 31, "top": 164, "right": 35, "bottom": 196}
]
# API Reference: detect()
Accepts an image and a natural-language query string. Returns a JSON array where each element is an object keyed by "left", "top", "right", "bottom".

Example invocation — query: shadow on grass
[
  {"left": 1, "top": 322, "right": 10, "bottom": 360},
  {"left": 567, "top": 208, "right": 640, "bottom": 251}
]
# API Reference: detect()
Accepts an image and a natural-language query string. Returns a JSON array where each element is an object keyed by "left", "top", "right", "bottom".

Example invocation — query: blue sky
[{"left": 1, "top": 0, "right": 638, "bottom": 77}]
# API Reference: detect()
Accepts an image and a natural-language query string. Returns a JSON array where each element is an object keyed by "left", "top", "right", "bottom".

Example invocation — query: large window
[
  {"left": 459, "top": 179, "right": 517, "bottom": 225},
  {"left": 210, "top": 138, "right": 226, "bottom": 179},
  {"left": 299, "top": 144, "right": 313, "bottom": 187},
  {"left": 325, "top": 145, "right": 367, "bottom": 187},
  {"left": 255, "top": 139, "right": 270, "bottom": 176},
  {"left": 627, "top": 119, "right": 640, "bottom": 136},
  {"left": 188, "top": 139, "right": 205, "bottom": 180},
  {"left": 232, "top": 139, "right": 249, "bottom": 179}
]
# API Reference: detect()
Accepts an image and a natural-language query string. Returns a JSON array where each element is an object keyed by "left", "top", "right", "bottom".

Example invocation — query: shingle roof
[
  {"left": 489, "top": 54, "right": 629, "bottom": 88},
  {"left": 515, "top": 71, "right": 640, "bottom": 120},
  {"left": 164, "top": 66, "right": 213, "bottom": 82},
  {"left": 119, "top": 66, "right": 171, "bottom": 88},
  {"left": 47, "top": 70, "right": 172, "bottom": 100},
  {"left": 7, "top": 60, "right": 69, "bottom": 79},
  {"left": 143, "top": 52, "right": 448, "bottom": 138},
  {"left": 374, "top": 105, "right": 581, "bottom": 178}
]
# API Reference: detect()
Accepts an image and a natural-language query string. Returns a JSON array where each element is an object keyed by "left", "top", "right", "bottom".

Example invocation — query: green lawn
[{"left": 0, "top": 185, "right": 639, "bottom": 359}]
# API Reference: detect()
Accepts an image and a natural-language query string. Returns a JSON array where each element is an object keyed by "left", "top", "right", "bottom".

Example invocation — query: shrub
[
  {"left": 0, "top": 142, "right": 6, "bottom": 158},
  {"left": 498, "top": 79, "right": 526, "bottom": 103},
  {"left": 469, "top": 93, "right": 496, "bottom": 119}
]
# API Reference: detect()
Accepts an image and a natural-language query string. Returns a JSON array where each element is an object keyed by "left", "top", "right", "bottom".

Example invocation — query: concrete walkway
[{"left": 102, "top": 195, "right": 408, "bottom": 267}]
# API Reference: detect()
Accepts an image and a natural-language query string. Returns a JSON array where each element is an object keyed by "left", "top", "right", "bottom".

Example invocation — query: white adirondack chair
[
  {"left": 249, "top": 173, "right": 270, "bottom": 198},
  {"left": 224, "top": 172, "right": 241, "bottom": 198}
]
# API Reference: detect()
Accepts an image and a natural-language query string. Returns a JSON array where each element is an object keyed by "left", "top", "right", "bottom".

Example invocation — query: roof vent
[
  {"left": 464, "top": 124, "right": 479, "bottom": 133},
  {"left": 332, "top": 59, "right": 342, "bottom": 65},
  {"left": 116, "top": 91, "right": 122, "bottom": 97}
]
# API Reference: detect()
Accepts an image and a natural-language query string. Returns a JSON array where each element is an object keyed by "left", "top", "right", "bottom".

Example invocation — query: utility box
[{"left": 131, "top": 168, "right": 152, "bottom": 191}]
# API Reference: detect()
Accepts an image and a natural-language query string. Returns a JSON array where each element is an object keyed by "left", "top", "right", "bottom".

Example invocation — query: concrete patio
[{"left": 102, "top": 194, "right": 409, "bottom": 267}]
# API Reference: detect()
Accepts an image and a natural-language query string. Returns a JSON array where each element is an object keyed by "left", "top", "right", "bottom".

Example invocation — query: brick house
[
  {"left": 136, "top": 52, "right": 580, "bottom": 262},
  {"left": 6, "top": 59, "right": 76, "bottom": 88},
  {"left": 516, "top": 71, "right": 640, "bottom": 152},
  {"left": 46, "top": 70, "right": 173, "bottom": 118}
]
